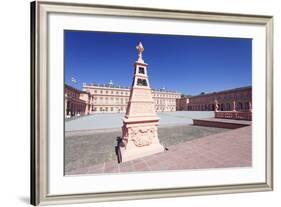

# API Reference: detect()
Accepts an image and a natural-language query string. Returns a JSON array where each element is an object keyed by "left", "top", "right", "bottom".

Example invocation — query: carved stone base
[{"left": 118, "top": 118, "right": 164, "bottom": 162}]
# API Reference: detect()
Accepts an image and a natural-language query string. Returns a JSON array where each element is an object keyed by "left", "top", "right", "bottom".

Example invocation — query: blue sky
[{"left": 64, "top": 30, "right": 252, "bottom": 95}]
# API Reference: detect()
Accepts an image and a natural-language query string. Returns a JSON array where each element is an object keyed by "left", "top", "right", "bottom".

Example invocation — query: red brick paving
[{"left": 67, "top": 126, "right": 251, "bottom": 175}]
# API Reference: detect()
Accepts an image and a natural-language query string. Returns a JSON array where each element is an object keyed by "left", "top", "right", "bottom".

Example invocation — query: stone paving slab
[{"left": 66, "top": 126, "right": 251, "bottom": 175}]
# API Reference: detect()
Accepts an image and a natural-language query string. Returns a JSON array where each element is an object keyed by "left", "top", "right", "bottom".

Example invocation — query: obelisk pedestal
[{"left": 118, "top": 42, "right": 164, "bottom": 162}]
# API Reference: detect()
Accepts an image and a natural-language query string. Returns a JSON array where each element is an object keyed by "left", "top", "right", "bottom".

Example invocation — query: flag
[{"left": 71, "top": 77, "right": 77, "bottom": 83}]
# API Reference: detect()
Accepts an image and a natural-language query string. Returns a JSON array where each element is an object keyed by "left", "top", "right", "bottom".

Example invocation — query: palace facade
[
  {"left": 65, "top": 83, "right": 181, "bottom": 117},
  {"left": 64, "top": 85, "right": 90, "bottom": 117},
  {"left": 176, "top": 95, "right": 190, "bottom": 111},
  {"left": 83, "top": 83, "right": 181, "bottom": 113},
  {"left": 176, "top": 86, "right": 252, "bottom": 112},
  {"left": 65, "top": 83, "right": 252, "bottom": 117}
]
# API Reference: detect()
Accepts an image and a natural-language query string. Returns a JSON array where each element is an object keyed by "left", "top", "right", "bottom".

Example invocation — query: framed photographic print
[{"left": 31, "top": 1, "right": 273, "bottom": 205}]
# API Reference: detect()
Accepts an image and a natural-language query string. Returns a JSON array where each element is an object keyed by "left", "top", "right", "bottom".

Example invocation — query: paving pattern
[{"left": 67, "top": 126, "right": 251, "bottom": 175}]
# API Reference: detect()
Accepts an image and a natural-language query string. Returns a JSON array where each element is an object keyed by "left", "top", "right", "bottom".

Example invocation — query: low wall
[{"left": 193, "top": 119, "right": 249, "bottom": 129}]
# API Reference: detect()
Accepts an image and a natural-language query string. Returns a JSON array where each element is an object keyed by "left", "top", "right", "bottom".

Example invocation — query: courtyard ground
[
  {"left": 65, "top": 125, "right": 229, "bottom": 174},
  {"left": 67, "top": 126, "right": 251, "bottom": 175},
  {"left": 64, "top": 111, "right": 252, "bottom": 175},
  {"left": 65, "top": 111, "right": 214, "bottom": 132}
]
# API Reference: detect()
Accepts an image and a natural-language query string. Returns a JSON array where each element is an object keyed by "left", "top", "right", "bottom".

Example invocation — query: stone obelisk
[{"left": 118, "top": 42, "right": 164, "bottom": 162}]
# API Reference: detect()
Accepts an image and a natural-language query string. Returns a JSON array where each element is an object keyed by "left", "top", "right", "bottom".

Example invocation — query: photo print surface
[{"left": 64, "top": 30, "right": 252, "bottom": 176}]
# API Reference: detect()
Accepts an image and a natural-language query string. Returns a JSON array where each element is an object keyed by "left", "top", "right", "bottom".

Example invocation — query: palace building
[
  {"left": 176, "top": 86, "right": 252, "bottom": 112},
  {"left": 82, "top": 82, "right": 181, "bottom": 114},
  {"left": 65, "top": 84, "right": 252, "bottom": 117},
  {"left": 64, "top": 85, "right": 90, "bottom": 117},
  {"left": 65, "top": 82, "right": 181, "bottom": 117},
  {"left": 176, "top": 95, "right": 191, "bottom": 111}
]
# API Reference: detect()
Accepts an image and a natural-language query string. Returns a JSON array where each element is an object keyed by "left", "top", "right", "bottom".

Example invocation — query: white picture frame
[{"left": 31, "top": 1, "right": 273, "bottom": 205}]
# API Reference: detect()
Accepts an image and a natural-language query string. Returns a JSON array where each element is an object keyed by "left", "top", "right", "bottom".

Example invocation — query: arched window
[
  {"left": 221, "top": 104, "right": 224, "bottom": 111},
  {"left": 244, "top": 102, "right": 250, "bottom": 110},
  {"left": 238, "top": 102, "right": 243, "bottom": 111},
  {"left": 226, "top": 103, "right": 231, "bottom": 111}
]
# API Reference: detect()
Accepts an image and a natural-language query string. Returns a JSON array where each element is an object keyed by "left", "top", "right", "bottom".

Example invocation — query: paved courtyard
[
  {"left": 64, "top": 111, "right": 252, "bottom": 175},
  {"left": 67, "top": 126, "right": 251, "bottom": 175},
  {"left": 65, "top": 125, "right": 229, "bottom": 174},
  {"left": 65, "top": 111, "right": 214, "bottom": 132}
]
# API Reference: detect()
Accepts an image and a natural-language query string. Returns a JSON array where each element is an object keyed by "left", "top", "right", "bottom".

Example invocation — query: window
[
  {"left": 137, "top": 78, "right": 148, "bottom": 86},
  {"left": 138, "top": 67, "right": 145, "bottom": 74},
  {"left": 100, "top": 90, "right": 103, "bottom": 94}
]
